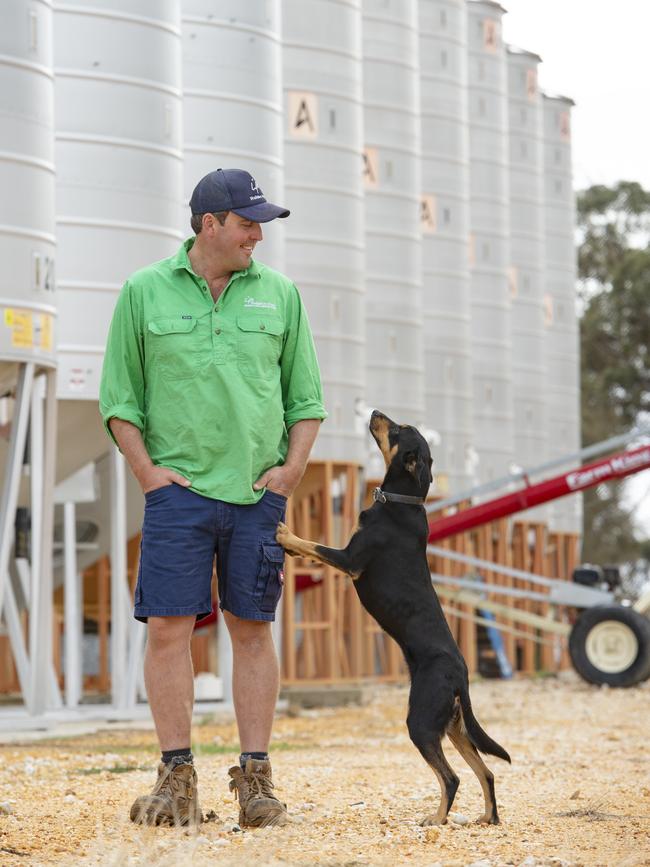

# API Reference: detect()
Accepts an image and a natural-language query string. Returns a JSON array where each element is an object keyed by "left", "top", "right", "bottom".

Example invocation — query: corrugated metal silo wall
[
  {"left": 54, "top": 0, "right": 184, "bottom": 401},
  {"left": 507, "top": 48, "right": 547, "bottom": 501},
  {"left": 0, "top": 0, "right": 56, "bottom": 389},
  {"left": 419, "top": 0, "right": 474, "bottom": 493},
  {"left": 362, "top": 0, "right": 424, "bottom": 472},
  {"left": 182, "top": 1, "right": 285, "bottom": 272},
  {"left": 282, "top": 0, "right": 366, "bottom": 463},
  {"left": 467, "top": 0, "right": 513, "bottom": 483},
  {"left": 543, "top": 93, "right": 582, "bottom": 533}
]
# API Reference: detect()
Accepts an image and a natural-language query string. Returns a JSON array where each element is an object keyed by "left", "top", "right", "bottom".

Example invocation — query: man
[{"left": 99, "top": 168, "right": 326, "bottom": 828}]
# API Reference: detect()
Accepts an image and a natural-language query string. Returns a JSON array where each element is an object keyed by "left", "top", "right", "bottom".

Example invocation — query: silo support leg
[
  {"left": 110, "top": 447, "right": 130, "bottom": 709},
  {"left": 0, "top": 363, "right": 34, "bottom": 624},
  {"left": 3, "top": 576, "right": 31, "bottom": 697},
  {"left": 123, "top": 615, "right": 146, "bottom": 709},
  {"left": 28, "top": 369, "right": 59, "bottom": 714},
  {"left": 64, "top": 501, "right": 83, "bottom": 709}
]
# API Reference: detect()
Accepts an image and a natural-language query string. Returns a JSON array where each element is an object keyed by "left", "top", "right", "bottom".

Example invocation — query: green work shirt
[{"left": 99, "top": 238, "right": 327, "bottom": 504}]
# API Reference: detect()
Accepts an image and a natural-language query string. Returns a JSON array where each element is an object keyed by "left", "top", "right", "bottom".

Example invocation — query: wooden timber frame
[{"left": 0, "top": 461, "right": 581, "bottom": 695}]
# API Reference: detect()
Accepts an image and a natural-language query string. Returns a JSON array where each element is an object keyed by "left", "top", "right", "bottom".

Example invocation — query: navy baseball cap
[{"left": 190, "top": 169, "right": 290, "bottom": 222}]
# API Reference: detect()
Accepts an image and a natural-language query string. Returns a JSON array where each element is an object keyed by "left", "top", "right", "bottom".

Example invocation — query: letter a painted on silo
[
  {"left": 421, "top": 195, "right": 436, "bottom": 234},
  {"left": 363, "top": 148, "right": 379, "bottom": 188},
  {"left": 289, "top": 92, "right": 318, "bottom": 139}
]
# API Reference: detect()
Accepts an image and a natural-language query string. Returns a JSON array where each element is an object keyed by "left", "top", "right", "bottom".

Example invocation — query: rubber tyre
[{"left": 569, "top": 606, "right": 650, "bottom": 687}]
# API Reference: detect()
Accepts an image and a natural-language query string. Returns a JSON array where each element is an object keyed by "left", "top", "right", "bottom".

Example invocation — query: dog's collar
[{"left": 373, "top": 487, "right": 425, "bottom": 506}]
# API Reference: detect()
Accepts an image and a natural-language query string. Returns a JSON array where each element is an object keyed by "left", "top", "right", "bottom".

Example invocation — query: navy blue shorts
[{"left": 134, "top": 484, "right": 287, "bottom": 623}]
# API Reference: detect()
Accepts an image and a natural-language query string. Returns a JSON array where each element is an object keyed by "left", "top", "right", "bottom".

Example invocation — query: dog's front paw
[
  {"left": 276, "top": 521, "right": 290, "bottom": 545},
  {"left": 276, "top": 522, "right": 299, "bottom": 555}
]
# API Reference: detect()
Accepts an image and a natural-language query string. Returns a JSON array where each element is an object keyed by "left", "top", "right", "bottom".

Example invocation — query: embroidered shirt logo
[
  {"left": 244, "top": 297, "right": 276, "bottom": 310},
  {"left": 181, "top": 314, "right": 193, "bottom": 319}
]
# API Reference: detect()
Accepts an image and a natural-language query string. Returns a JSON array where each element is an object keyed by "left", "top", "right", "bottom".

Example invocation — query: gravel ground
[{"left": 1, "top": 672, "right": 649, "bottom": 867}]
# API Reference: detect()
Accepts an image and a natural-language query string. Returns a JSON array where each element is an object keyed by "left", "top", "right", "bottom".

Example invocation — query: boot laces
[
  {"left": 249, "top": 770, "right": 276, "bottom": 799},
  {"left": 154, "top": 762, "right": 192, "bottom": 800},
  {"left": 230, "top": 770, "right": 276, "bottom": 802}
]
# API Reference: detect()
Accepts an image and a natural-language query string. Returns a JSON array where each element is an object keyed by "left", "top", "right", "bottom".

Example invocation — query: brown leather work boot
[
  {"left": 228, "top": 758, "right": 288, "bottom": 828},
  {"left": 129, "top": 759, "right": 202, "bottom": 826}
]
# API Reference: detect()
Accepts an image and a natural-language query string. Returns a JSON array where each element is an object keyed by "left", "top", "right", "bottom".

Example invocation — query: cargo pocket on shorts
[{"left": 255, "top": 543, "right": 285, "bottom": 613}]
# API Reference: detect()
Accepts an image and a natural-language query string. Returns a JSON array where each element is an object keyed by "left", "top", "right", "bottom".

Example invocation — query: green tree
[{"left": 577, "top": 181, "right": 650, "bottom": 569}]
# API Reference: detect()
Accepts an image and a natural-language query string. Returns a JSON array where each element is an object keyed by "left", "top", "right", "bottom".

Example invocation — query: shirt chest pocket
[
  {"left": 147, "top": 317, "right": 201, "bottom": 380},
  {"left": 236, "top": 315, "right": 284, "bottom": 381}
]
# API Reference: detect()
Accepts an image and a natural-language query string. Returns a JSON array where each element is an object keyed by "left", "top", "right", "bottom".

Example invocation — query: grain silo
[
  {"left": 54, "top": 0, "right": 184, "bottom": 407},
  {"left": 282, "top": 0, "right": 366, "bottom": 463},
  {"left": 182, "top": 0, "right": 285, "bottom": 272},
  {"left": 466, "top": 0, "right": 513, "bottom": 483},
  {"left": 419, "top": 0, "right": 474, "bottom": 493},
  {"left": 507, "top": 46, "right": 547, "bottom": 475},
  {"left": 0, "top": 0, "right": 58, "bottom": 713},
  {"left": 362, "top": 0, "right": 425, "bottom": 449},
  {"left": 0, "top": 0, "right": 57, "bottom": 390},
  {"left": 542, "top": 92, "right": 582, "bottom": 532}
]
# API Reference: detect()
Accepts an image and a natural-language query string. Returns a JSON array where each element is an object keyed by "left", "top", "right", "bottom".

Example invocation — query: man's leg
[
  {"left": 223, "top": 611, "right": 279, "bottom": 751},
  {"left": 144, "top": 615, "right": 197, "bottom": 750},
  {"left": 130, "top": 614, "right": 202, "bottom": 825},
  {"left": 223, "top": 610, "right": 287, "bottom": 827}
]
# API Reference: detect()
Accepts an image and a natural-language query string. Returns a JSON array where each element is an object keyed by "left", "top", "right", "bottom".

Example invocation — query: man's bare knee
[
  {"left": 224, "top": 612, "right": 273, "bottom": 651},
  {"left": 146, "top": 615, "right": 196, "bottom": 651}
]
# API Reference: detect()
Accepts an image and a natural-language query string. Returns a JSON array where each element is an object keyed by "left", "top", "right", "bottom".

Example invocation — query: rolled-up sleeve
[
  {"left": 280, "top": 285, "right": 328, "bottom": 429},
  {"left": 99, "top": 280, "right": 146, "bottom": 446}
]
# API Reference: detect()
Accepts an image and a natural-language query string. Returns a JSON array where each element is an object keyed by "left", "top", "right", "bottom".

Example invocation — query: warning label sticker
[
  {"left": 3, "top": 308, "right": 54, "bottom": 352},
  {"left": 6, "top": 309, "right": 34, "bottom": 348},
  {"left": 39, "top": 314, "right": 53, "bottom": 351}
]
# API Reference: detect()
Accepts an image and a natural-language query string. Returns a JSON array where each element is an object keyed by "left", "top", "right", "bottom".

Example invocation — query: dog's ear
[
  {"left": 403, "top": 450, "right": 418, "bottom": 476},
  {"left": 404, "top": 450, "right": 434, "bottom": 487}
]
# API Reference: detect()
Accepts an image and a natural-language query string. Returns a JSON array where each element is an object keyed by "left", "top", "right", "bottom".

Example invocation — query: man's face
[{"left": 205, "top": 212, "right": 263, "bottom": 271}]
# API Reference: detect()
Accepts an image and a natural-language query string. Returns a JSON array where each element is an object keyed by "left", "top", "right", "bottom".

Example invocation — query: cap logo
[{"left": 249, "top": 177, "right": 264, "bottom": 202}]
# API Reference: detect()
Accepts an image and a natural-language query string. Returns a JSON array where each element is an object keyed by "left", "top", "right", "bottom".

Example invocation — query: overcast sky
[{"left": 502, "top": 0, "right": 650, "bottom": 192}]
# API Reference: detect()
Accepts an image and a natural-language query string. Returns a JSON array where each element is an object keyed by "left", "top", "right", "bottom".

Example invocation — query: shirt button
[
  {"left": 214, "top": 328, "right": 221, "bottom": 335},
  {"left": 260, "top": 323, "right": 266, "bottom": 330}
]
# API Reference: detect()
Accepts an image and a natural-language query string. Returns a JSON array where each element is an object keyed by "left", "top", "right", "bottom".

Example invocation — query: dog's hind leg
[
  {"left": 447, "top": 703, "right": 500, "bottom": 825},
  {"left": 406, "top": 670, "right": 459, "bottom": 826}
]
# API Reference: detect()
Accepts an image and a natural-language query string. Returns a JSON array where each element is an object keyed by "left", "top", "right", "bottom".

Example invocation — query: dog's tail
[{"left": 458, "top": 688, "right": 511, "bottom": 763}]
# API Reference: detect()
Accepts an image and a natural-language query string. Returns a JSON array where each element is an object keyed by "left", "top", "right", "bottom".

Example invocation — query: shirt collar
[{"left": 172, "top": 238, "right": 262, "bottom": 280}]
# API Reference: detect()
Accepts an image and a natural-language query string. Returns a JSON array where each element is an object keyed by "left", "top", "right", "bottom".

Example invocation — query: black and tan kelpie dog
[{"left": 276, "top": 410, "right": 511, "bottom": 826}]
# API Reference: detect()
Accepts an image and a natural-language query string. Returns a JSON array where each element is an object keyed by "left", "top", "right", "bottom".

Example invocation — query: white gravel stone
[{"left": 449, "top": 812, "right": 470, "bottom": 825}]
